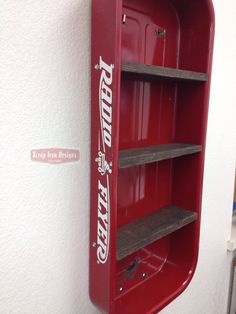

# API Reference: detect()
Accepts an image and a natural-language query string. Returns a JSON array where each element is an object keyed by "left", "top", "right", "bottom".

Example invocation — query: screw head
[
  {"left": 155, "top": 28, "right": 167, "bottom": 38},
  {"left": 142, "top": 272, "right": 147, "bottom": 279},
  {"left": 119, "top": 286, "right": 123, "bottom": 292}
]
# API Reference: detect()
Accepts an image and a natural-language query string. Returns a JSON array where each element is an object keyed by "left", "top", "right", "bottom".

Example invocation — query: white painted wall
[{"left": 0, "top": 1, "right": 235, "bottom": 314}]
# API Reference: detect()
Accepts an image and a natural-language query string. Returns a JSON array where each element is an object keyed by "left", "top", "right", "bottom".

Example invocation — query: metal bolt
[
  {"left": 122, "top": 14, "right": 127, "bottom": 24},
  {"left": 119, "top": 286, "right": 123, "bottom": 292},
  {"left": 155, "top": 28, "right": 167, "bottom": 38},
  {"left": 142, "top": 272, "right": 147, "bottom": 279}
]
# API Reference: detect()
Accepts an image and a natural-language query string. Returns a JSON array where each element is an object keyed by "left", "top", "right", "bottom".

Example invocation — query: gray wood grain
[
  {"left": 117, "top": 206, "right": 197, "bottom": 261},
  {"left": 119, "top": 143, "right": 202, "bottom": 169},
  {"left": 122, "top": 62, "right": 208, "bottom": 82}
]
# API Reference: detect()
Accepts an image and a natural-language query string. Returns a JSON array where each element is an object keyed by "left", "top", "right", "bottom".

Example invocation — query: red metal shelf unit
[{"left": 90, "top": 1, "right": 215, "bottom": 313}]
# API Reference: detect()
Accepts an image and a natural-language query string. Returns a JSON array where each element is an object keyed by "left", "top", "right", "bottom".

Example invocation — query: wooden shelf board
[
  {"left": 117, "top": 206, "right": 197, "bottom": 261},
  {"left": 122, "top": 62, "right": 208, "bottom": 82},
  {"left": 119, "top": 143, "right": 202, "bottom": 169}
]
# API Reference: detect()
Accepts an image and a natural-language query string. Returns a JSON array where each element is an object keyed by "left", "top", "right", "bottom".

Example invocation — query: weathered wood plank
[
  {"left": 122, "top": 62, "right": 208, "bottom": 82},
  {"left": 119, "top": 143, "right": 202, "bottom": 169},
  {"left": 117, "top": 206, "right": 197, "bottom": 261}
]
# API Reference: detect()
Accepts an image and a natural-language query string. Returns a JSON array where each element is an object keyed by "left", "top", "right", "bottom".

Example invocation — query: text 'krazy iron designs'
[{"left": 95, "top": 57, "right": 114, "bottom": 264}]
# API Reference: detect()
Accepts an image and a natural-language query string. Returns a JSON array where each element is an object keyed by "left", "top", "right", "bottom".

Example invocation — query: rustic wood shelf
[
  {"left": 122, "top": 62, "right": 208, "bottom": 82},
  {"left": 119, "top": 143, "right": 202, "bottom": 169},
  {"left": 117, "top": 206, "right": 197, "bottom": 261}
]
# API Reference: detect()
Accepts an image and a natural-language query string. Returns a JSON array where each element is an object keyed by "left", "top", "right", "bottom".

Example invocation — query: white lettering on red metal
[{"left": 95, "top": 57, "right": 114, "bottom": 264}]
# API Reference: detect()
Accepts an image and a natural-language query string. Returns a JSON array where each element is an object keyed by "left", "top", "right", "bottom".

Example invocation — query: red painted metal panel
[
  {"left": 90, "top": 0, "right": 122, "bottom": 312},
  {"left": 90, "top": 0, "right": 215, "bottom": 313}
]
